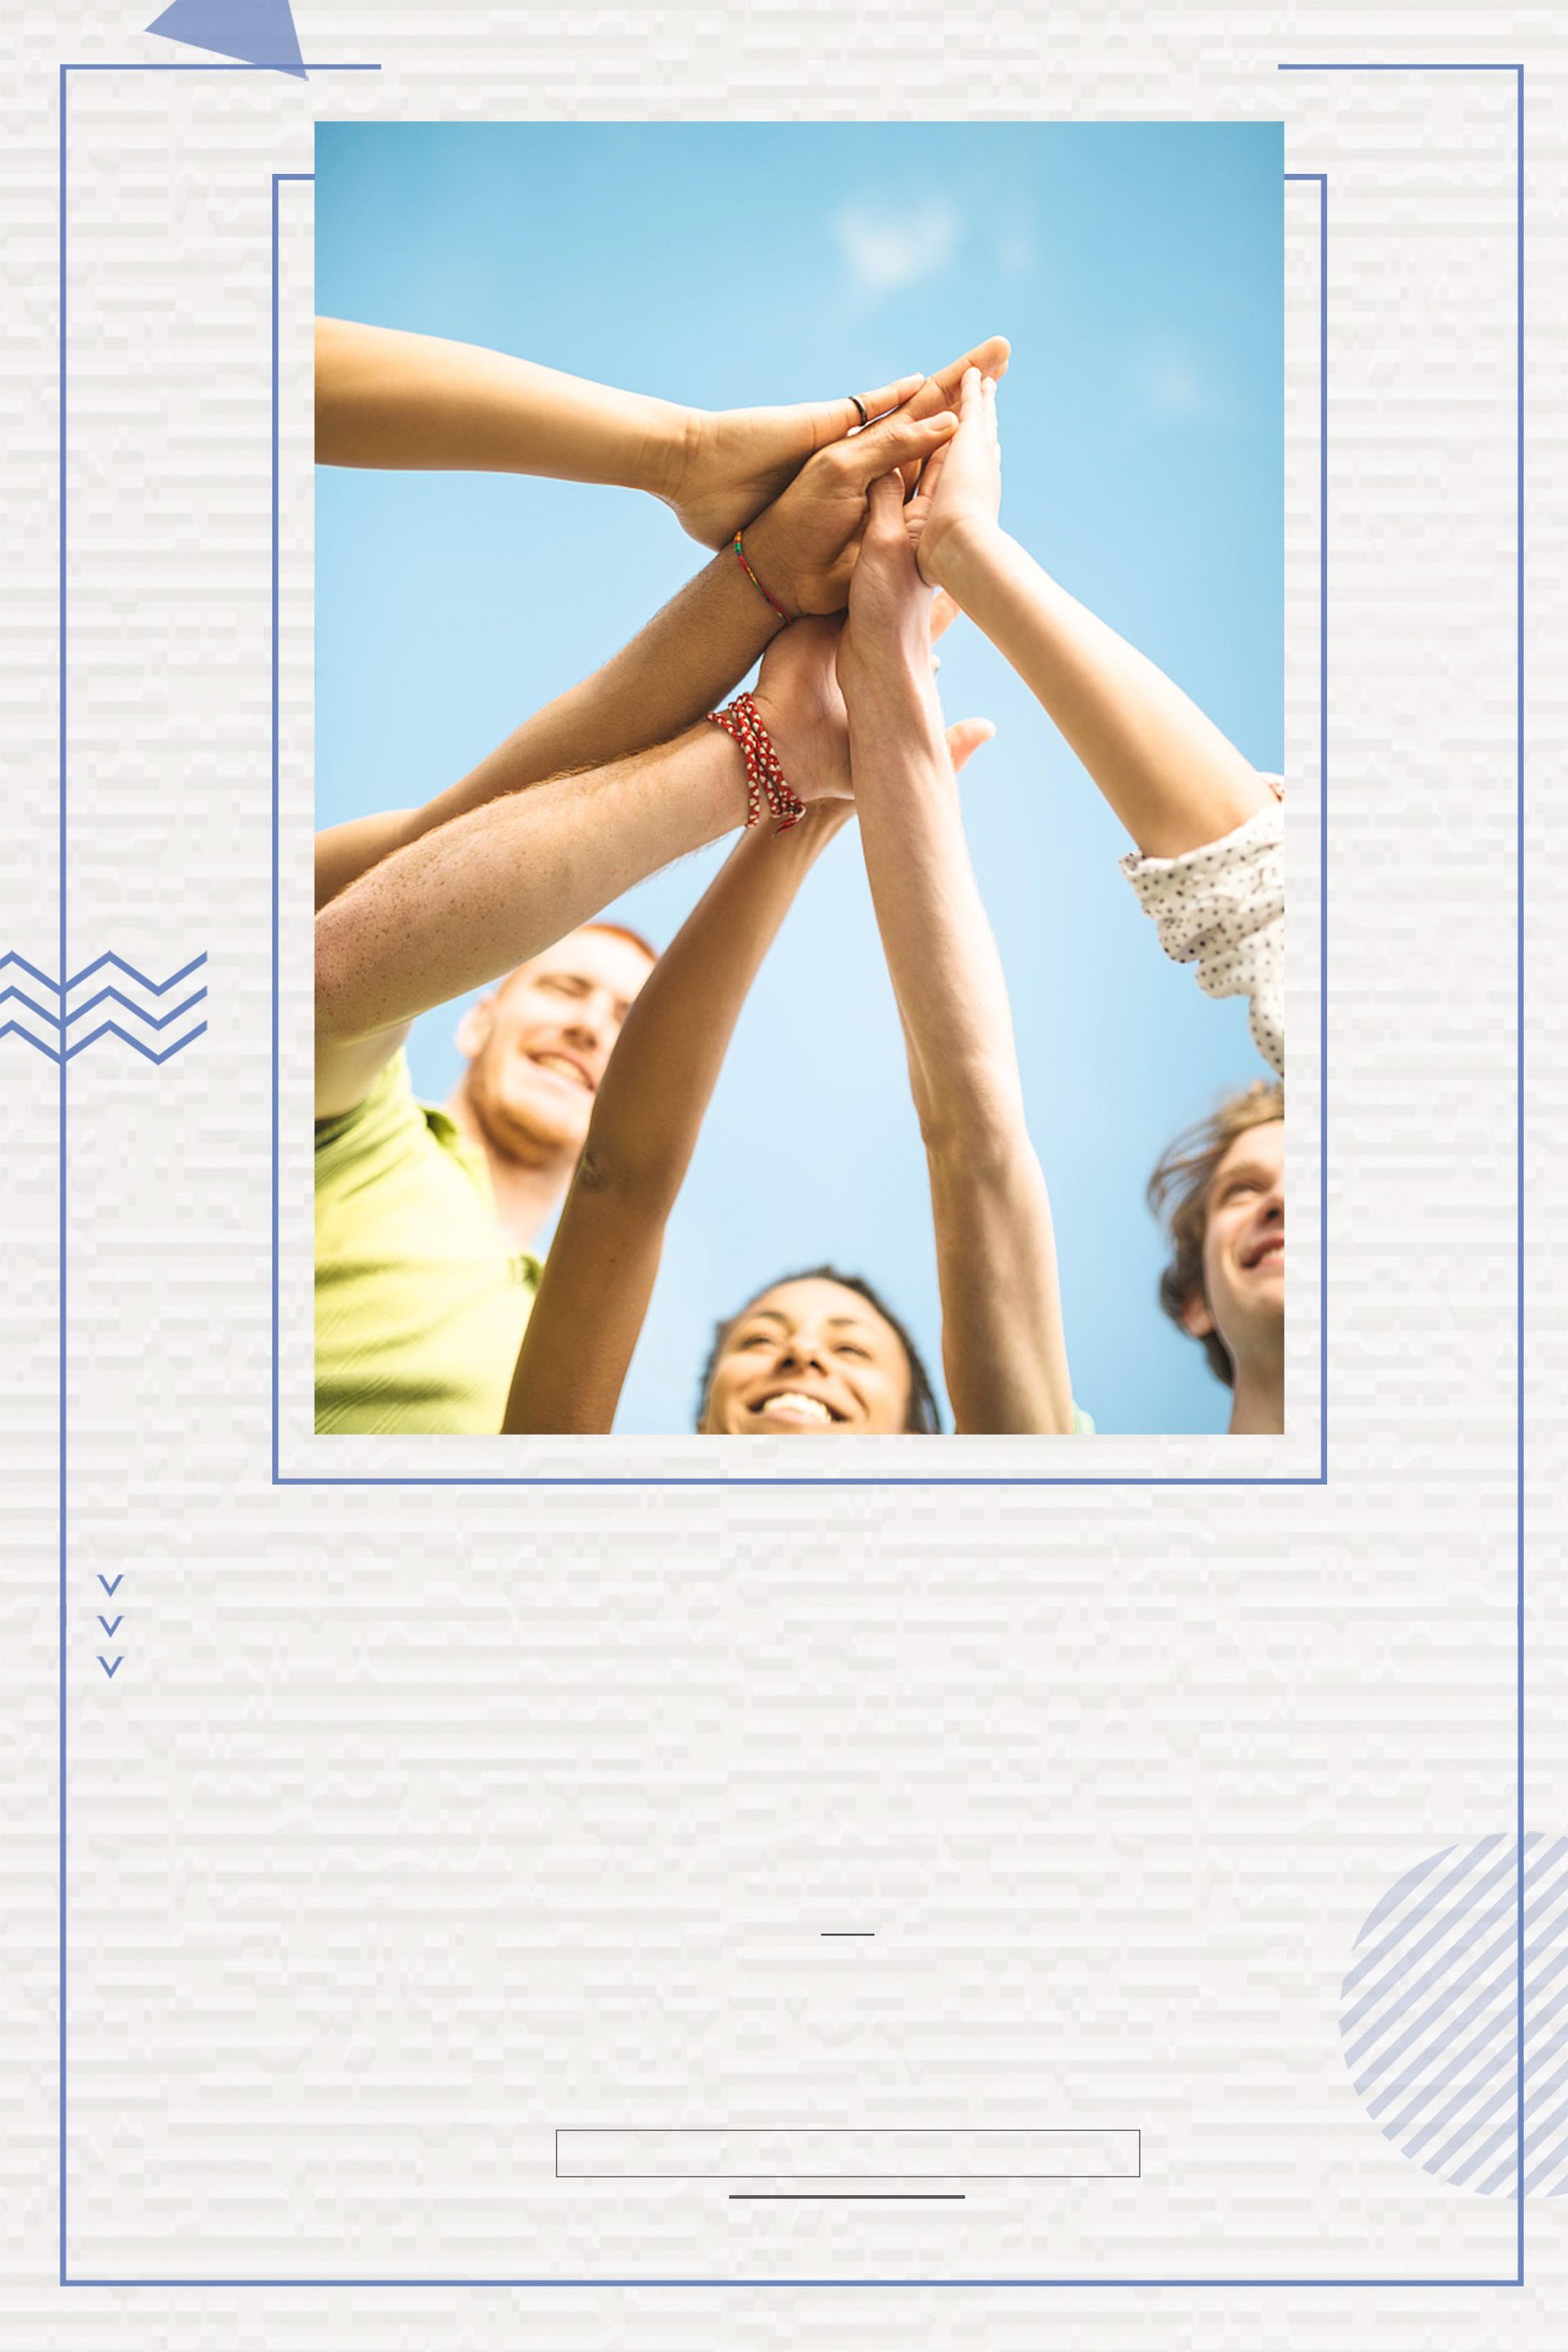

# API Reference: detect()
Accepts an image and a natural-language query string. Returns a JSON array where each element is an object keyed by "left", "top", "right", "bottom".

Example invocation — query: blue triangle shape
[{"left": 146, "top": 2, "right": 308, "bottom": 80}]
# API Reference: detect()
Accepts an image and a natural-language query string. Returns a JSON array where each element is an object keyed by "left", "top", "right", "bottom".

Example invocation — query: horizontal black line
[
  {"left": 728, "top": 2194, "right": 965, "bottom": 2203},
  {"left": 819, "top": 1931, "right": 875, "bottom": 1938}
]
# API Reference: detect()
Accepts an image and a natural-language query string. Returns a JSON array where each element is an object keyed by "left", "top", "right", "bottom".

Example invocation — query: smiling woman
[{"left": 696, "top": 1268, "right": 944, "bottom": 1435}]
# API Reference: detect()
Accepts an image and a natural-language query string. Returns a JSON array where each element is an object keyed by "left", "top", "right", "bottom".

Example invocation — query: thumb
[
  {"left": 820, "top": 373, "right": 924, "bottom": 438},
  {"left": 862, "top": 469, "right": 906, "bottom": 540},
  {"left": 946, "top": 717, "right": 996, "bottom": 776}
]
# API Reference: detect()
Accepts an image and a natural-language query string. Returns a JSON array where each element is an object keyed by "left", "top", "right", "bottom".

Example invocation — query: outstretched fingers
[
  {"left": 841, "top": 402, "right": 957, "bottom": 488},
  {"left": 928, "top": 336, "right": 1010, "bottom": 408},
  {"left": 841, "top": 372, "right": 926, "bottom": 434}
]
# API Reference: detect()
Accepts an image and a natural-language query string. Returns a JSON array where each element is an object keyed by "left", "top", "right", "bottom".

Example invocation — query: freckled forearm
[
  {"left": 314, "top": 728, "right": 746, "bottom": 1041},
  {"left": 387, "top": 548, "right": 782, "bottom": 855}
]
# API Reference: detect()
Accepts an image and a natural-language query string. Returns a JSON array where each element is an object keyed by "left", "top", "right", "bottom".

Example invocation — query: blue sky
[{"left": 315, "top": 122, "right": 1282, "bottom": 1435}]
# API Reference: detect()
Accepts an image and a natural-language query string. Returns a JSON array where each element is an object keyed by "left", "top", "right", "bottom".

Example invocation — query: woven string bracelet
[{"left": 705, "top": 692, "right": 807, "bottom": 833}]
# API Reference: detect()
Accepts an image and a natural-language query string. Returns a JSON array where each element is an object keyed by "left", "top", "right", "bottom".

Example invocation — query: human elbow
[
  {"left": 314, "top": 900, "right": 375, "bottom": 1045},
  {"left": 570, "top": 1132, "right": 685, "bottom": 1220},
  {"left": 915, "top": 1085, "right": 1030, "bottom": 1178}
]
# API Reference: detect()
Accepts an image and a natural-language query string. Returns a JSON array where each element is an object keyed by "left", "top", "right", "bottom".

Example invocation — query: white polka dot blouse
[{"left": 1119, "top": 785, "right": 1284, "bottom": 1076}]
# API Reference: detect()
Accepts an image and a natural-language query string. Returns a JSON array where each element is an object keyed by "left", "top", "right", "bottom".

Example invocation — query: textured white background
[{"left": 2, "top": 1, "right": 1565, "bottom": 2345}]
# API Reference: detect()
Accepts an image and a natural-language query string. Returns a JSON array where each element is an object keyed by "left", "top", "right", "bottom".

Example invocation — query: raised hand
[
  {"left": 750, "top": 618, "right": 854, "bottom": 805},
  {"left": 754, "top": 581, "right": 983, "bottom": 812},
  {"left": 737, "top": 395, "right": 957, "bottom": 619},
  {"left": 668, "top": 335, "right": 1010, "bottom": 551},
  {"left": 905, "top": 365, "right": 1003, "bottom": 584},
  {"left": 839, "top": 469, "right": 945, "bottom": 694}
]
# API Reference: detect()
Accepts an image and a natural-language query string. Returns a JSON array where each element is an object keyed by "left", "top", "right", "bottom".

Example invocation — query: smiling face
[
  {"left": 1182, "top": 1117, "right": 1285, "bottom": 1376},
  {"left": 701, "top": 1276, "right": 915, "bottom": 1436},
  {"left": 455, "top": 928, "right": 654, "bottom": 1166}
]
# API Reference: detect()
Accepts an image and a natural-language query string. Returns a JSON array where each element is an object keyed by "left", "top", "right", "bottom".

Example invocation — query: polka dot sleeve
[{"left": 1118, "top": 787, "right": 1284, "bottom": 1076}]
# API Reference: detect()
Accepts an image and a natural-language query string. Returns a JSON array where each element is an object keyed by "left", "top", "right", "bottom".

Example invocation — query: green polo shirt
[{"left": 314, "top": 1055, "right": 540, "bottom": 1435}]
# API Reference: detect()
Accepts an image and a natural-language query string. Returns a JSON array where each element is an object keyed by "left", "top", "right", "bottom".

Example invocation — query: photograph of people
[
  {"left": 314, "top": 332, "right": 1002, "bottom": 1433},
  {"left": 314, "top": 122, "right": 1286, "bottom": 1438},
  {"left": 501, "top": 378, "right": 1278, "bottom": 1437}
]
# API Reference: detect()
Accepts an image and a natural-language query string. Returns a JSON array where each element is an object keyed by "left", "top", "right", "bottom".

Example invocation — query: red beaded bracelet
[
  {"left": 705, "top": 692, "right": 806, "bottom": 833},
  {"left": 732, "top": 531, "right": 795, "bottom": 630}
]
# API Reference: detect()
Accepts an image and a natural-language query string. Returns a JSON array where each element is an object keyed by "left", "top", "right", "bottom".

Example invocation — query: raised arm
[
  {"left": 313, "top": 535, "right": 787, "bottom": 913},
  {"left": 503, "top": 684, "right": 853, "bottom": 1436},
  {"left": 314, "top": 379, "right": 964, "bottom": 911},
  {"left": 314, "top": 395, "right": 967, "bottom": 1116},
  {"left": 316, "top": 317, "right": 1007, "bottom": 548},
  {"left": 504, "top": 612, "right": 993, "bottom": 1436},
  {"left": 838, "top": 474, "right": 1076, "bottom": 1436},
  {"left": 907, "top": 369, "right": 1271, "bottom": 859}
]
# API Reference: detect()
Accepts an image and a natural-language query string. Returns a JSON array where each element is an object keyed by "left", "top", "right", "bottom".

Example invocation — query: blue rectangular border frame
[{"left": 56, "top": 60, "right": 1524, "bottom": 2288}]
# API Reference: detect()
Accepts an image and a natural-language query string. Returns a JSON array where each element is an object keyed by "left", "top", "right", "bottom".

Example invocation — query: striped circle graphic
[{"left": 1340, "top": 1834, "right": 1568, "bottom": 2198}]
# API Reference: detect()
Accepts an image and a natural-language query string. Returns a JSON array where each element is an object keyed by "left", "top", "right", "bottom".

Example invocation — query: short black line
[
  {"left": 819, "top": 1931, "right": 875, "bottom": 1938},
  {"left": 728, "top": 2194, "right": 964, "bottom": 2203}
]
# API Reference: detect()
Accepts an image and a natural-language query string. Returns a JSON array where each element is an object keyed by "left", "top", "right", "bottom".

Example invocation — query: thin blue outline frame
[
  {"left": 55, "top": 60, "right": 1525, "bottom": 2292},
  {"left": 277, "top": 137, "right": 1322, "bottom": 1490}
]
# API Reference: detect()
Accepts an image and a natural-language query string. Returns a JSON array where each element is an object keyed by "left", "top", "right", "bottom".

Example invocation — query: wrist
[
  {"left": 842, "top": 644, "right": 942, "bottom": 727},
  {"left": 735, "top": 507, "right": 804, "bottom": 623},
  {"left": 846, "top": 670, "right": 951, "bottom": 782},
  {"left": 921, "top": 511, "right": 1006, "bottom": 592},
  {"left": 693, "top": 721, "right": 760, "bottom": 835},
  {"left": 697, "top": 542, "right": 786, "bottom": 667},
  {"left": 708, "top": 693, "right": 817, "bottom": 825},
  {"left": 644, "top": 399, "right": 705, "bottom": 504}
]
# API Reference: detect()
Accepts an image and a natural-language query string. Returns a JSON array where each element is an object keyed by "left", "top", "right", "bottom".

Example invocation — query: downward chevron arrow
[
  {"left": 97, "top": 1615, "right": 123, "bottom": 1637},
  {"left": 98, "top": 1656, "right": 122, "bottom": 1680},
  {"left": 98, "top": 1573, "right": 123, "bottom": 1595}
]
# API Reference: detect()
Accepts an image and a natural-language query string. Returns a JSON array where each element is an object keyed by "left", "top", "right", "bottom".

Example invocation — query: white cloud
[
  {"left": 833, "top": 200, "right": 959, "bottom": 293},
  {"left": 1147, "top": 356, "right": 1202, "bottom": 415}
]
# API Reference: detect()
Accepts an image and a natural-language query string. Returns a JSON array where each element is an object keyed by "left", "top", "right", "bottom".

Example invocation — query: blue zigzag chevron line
[
  {"left": 65, "top": 985, "right": 207, "bottom": 1031},
  {"left": 0, "top": 951, "right": 208, "bottom": 1064}
]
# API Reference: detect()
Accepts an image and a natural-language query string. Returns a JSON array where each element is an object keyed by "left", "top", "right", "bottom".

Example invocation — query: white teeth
[
  {"left": 757, "top": 1392, "right": 833, "bottom": 1423},
  {"left": 533, "top": 1054, "right": 589, "bottom": 1088}
]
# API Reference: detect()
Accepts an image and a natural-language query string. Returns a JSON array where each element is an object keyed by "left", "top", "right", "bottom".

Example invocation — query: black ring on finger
[{"left": 847, "top": 394, "right": 870, "bottom": 430}]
